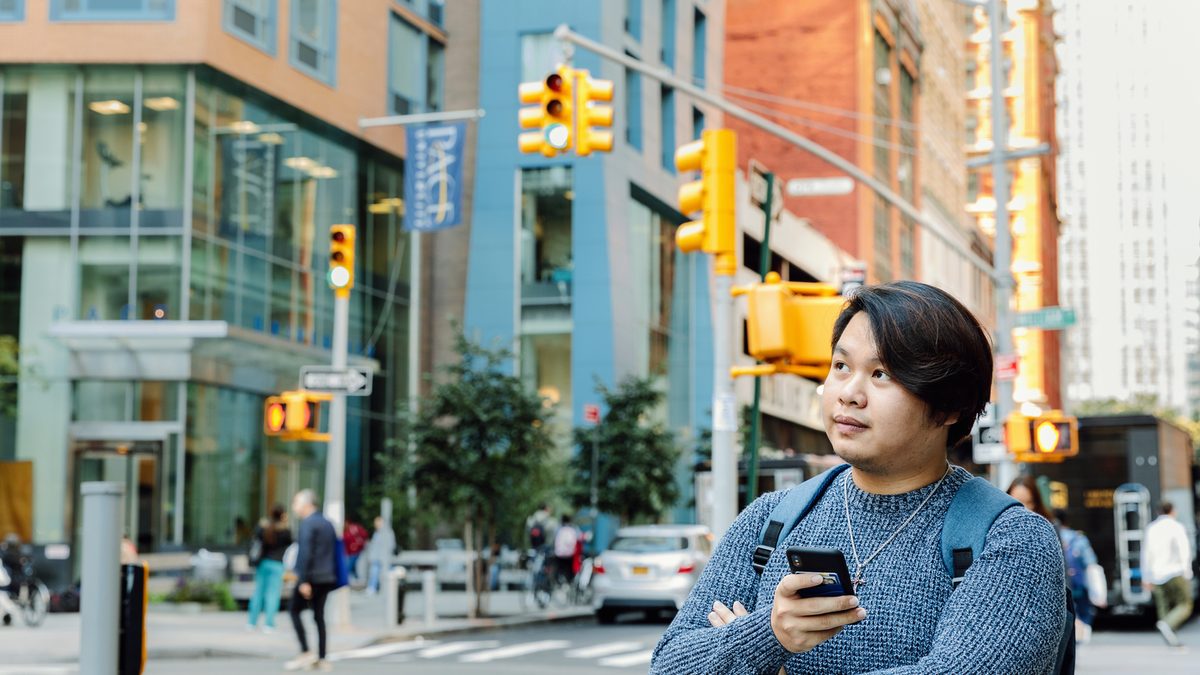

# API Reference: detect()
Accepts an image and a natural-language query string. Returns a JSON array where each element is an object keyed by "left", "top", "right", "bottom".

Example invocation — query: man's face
[
  {"left": 291, "top": 495, "right": 307, "bottom": 518},
  {"left": 820, "top": 312, "right": 952, "bottom": 473}
]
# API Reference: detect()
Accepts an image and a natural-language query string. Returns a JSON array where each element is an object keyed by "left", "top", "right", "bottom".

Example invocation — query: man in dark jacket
[{"left": 285, "top": 489, "right": 338, "bottom": 671}]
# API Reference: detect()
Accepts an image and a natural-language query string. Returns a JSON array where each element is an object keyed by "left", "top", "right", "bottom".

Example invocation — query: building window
[
  {"left": 660, "top": 86, "right": 674, "bottom": 172},
  {"left": 50, "top": 0, "right": 174, "bottom": 21},
  {"left": 389, "top": 14, "right": 424, "bottom": 114},
  {"left": 520, "top": 167, "right": 573, "bottom": 300},
  {"left": 692, "top": 106, "right": 704, "bottom": 139},
  {"left": 223, "top": 0, "right": 275, "bottom": 54},
  {"left": 428, "top": 0, "right": 443, "bottom": 26},
  {"left": 629, "top": 191, "right": 677, "bottom": 376},
  {"left": 427, "top": 38, "right": 444, "bottom": 113},
  {"left": 0, "top": 0, "right": 23, "bottom": 21},
  {"left": 520, "top": 32, "right": 558, "bottom": 84},
  {"left": 626, "top": 0, "right": 641, "bottom": 40},
  {"left": 289, "top": 0, "right": 337, "bottom": 86},
  {"left": 661, "top": 0, "right": 675, "bottom": 68},
  {"left": 692, "top": 8, "right": 706, "bottom": 85},
  {"left": 625, "top": 64, "right": 642, "bottom": 151}
]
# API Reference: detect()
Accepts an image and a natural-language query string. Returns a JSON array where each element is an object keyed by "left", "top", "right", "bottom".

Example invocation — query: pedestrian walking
[
  {"left": 554, "top": 514, "right": 580, "bottom": 585},
  {"left": 366, "top": 516, "right": 396, "bottom": 595},
  {"left": 1142, "top": 501, "right": 1194, "bottom": 647},
  {"left": 1007, "top": 474, "right": 1053, "bottom": 522},
  {"left": 284, "top": 489, "right": 338, "bottom": 672},
  {"left": 246, "top": 504, "right": 293, "bottom": 633},
  {"left": 1054, "top": 508, "right": 1103, "bottom": 644},
  {"left": 652, "top": 282, "right": 1070, "bottom": 673},
  {"left": 342, "top": 519, "right": 368, "bottom": 584},
  {"left": 526, "top": 503, "right": 555, "bottom": 551}
]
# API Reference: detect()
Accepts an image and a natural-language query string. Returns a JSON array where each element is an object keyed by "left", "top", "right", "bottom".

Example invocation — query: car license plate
[{"left": 632, "top": 565, "right": 650, "bottom": 576}]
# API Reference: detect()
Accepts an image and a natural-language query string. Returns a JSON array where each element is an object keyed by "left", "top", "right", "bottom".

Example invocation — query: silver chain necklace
[{"left": 843, "top": 464, "right": 951, "bottom": 591}]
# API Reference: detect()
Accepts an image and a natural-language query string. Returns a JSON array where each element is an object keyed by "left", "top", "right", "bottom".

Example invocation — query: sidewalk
[{"left": 5, "top": 589, "right": 594, "bottom": 665}]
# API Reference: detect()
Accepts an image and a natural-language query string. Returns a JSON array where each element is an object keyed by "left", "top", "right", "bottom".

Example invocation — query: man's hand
[
  {"left": 299, "top": 582, "right": 312, "bottom": 599},
  {"left": 770, "top": 574, "right": 866, "bottom": 653},
  {"left": 707, "top": 600, "right": 749, "bottom": 627}
]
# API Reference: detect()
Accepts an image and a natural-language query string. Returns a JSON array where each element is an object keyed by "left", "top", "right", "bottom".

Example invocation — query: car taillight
[
  {"left": 594, "top": 559, "right": 605, "bottom": 574},
  {"left": 678, "top": 563, "right": 695, "bottom": 574}
]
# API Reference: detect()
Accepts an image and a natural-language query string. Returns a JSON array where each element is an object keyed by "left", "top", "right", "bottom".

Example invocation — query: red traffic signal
[{"left": 546, "top": 72, "right": 564, "bottom": 92}]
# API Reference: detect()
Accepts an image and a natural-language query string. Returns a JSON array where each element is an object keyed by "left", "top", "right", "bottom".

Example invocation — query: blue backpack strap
[
  {"left": 753, "top": 464, "right": 851, "bottom": 575},
  {"left": 940, "top": 476, "right": 1019, "bottom": 587}
]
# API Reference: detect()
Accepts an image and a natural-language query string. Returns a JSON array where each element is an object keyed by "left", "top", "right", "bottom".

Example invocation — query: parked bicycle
[{"left": 0, "top": 544, "right": 49, "bottom": 627}]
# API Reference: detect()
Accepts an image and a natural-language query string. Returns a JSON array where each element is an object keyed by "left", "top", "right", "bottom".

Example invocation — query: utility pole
[
  {"left": 986, "top": 0, "right": 1019, "bottom": 490},
  {"left": 326, "top": 224, "right": 355, "bottom": 626},
  {"left": 746, "top": 170, "right": 778, "bottom": 503}
]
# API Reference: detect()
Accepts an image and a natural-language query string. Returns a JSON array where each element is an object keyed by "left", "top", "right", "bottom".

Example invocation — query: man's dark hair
[
  {"left": 831, "top": 281, "right": 993, "bottom": 449},
  {"left": 1160, "top": 501, "right": 1175, "bottom": 516}
]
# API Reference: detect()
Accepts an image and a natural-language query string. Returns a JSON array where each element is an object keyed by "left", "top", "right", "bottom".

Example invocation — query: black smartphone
[{"left": 786, "top": 546, "right": 855, "bottom": 598}]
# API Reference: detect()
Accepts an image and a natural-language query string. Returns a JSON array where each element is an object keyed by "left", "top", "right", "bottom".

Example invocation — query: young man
[
  {"left": 285, "top": 489, "right": 338, "bottom": 672},
  {"left": 1142, "top": 501, "right": 1194, "bottom": 647},
  {"left": 651, "top": 281, "right": 1068, "bottom": 673}
]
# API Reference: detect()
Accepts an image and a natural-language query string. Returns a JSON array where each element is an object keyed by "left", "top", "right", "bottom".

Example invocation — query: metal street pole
[
  {"left": 591, "top": 429, "right": 599, "bottom": 511},
  {"left": 711, "top": 272, "right": 738, "bottom": 537},
  {"left": 987, "top": 0, "right": 1019, "bottom": 490},
  {"left": 326, "top": 290, "right": 350, "bottom": 626},
  {"left": 746, "top": 171, "right": 776, "bottom": 504}
]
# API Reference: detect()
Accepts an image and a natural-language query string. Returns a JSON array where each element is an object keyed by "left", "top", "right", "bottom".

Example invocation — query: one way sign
[{"left": 300, "top": 366, "right": 373, "bottom": 396}]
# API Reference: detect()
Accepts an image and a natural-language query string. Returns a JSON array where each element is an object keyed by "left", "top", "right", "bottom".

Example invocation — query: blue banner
[{"left": 403, "top": 121, "right": 467, "bottom": 232}]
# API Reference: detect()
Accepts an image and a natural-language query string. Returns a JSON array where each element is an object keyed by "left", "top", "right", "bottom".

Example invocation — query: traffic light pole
[
  {"left": 745, "top": 172, "right": 776, "bottom": 504},
  {"left": 986, "top": 0, "right": 1018, "bottom": 490},
  {"left": 711, "top": 273, "right": 738, "bottom": 537},
  {"left": 326, "top": 291, "right": 350, "bottom": 626}
]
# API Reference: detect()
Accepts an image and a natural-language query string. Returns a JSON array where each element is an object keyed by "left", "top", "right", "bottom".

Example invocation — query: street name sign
[
  {"left": 300, "top": 366, "right": 373, "bottom": 396},
  {"left": 785, "top": 176, "right": 854, "bottom": 198},
  {"left": 1013, "top": 306, "right": 1076, "bottom": 330}
]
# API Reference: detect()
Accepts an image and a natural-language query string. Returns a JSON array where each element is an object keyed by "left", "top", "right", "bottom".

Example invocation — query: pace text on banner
[{"left": 403, "top": 121, "right": 467, "bottom": 232}]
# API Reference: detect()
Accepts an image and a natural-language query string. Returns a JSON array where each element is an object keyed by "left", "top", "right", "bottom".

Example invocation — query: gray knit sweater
[{"left": 651, "top": 466, "right": 1067, "bottom": 674}]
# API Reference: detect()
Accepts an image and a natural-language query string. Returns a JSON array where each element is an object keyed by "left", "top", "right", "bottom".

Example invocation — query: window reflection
[
  {"left": 81, "top": 68, "right": 135, "bottom": 229},
  {"left": 140, "top": 69, "right": 185, "bottom": 229},
  {"left": 1, "top": 67, "right": 75, "bottom": 230},
  {"left": 520, "top": 167, "right": 573, "bottom": 303}
]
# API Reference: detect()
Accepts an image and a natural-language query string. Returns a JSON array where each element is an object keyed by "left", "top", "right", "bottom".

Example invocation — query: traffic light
[
  {"left": 730, "top": 272, "right": 844, "bottom": 380},
  {"left": 1006, "top": 411, "right": 1078, "bottom": 462},
  {"left": 263, "top": 396, "right": 286, "bottom": 436},
  {"left": 575, "top": 69, "right": 614, "bottom": 156},
  {"left": 329, "top": 224, "right": 355, "bottom": 297},
  {"left": 265, "top": 391, "right": 332, "bottom": 442},
  {"left": 674, "top": 129, "right": 737, "bottom": 276},
  {"left": 518, "top": 66, "right": 574, "bottom": 157}
]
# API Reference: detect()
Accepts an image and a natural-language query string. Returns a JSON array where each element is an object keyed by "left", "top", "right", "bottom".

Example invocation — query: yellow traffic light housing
[
  {"left": 266, "top": 390, "right": 333, "bottom": 442},
  {"left": 674, "top": 128, "right": 737, "bottom": 276},
  {"left": 329, "top": 224, "right": 355, "bottom": 297},
  {"left": 730, "top": 272, "right": 844, "bottom": 380},
  {"left": 263, "top": 396, "right": 286, "bottom": 436},
  {"left": 1007, "top": 411, "right": 1078, "bottom": 462},
  {"left": 575, "top": 69, "right": 614, "bottom": 156},
  {"left": 518, "top": 66, "right": 574, "bottom": 157}
]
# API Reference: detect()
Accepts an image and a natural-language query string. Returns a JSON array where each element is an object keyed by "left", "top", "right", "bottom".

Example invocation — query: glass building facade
[{"left": 0, "top": 64, "right": 411, "bottom": 552}]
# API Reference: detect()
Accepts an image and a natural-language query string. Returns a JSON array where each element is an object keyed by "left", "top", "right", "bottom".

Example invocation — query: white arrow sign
[{"left": 300, "top": 366, "right": 373, "bottom": 396}]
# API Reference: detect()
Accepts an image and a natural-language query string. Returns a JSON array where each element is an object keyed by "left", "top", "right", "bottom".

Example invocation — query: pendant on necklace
[{"left": 852, "top": 568, "right": 865, "bottom": 591}]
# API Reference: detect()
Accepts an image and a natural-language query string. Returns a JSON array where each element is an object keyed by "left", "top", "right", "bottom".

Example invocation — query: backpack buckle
[{"left": 752, "top": 545, "right": 774, "bottom": 574}]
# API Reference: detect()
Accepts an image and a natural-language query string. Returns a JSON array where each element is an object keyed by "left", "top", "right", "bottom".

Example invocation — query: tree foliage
[
  {"left": 569, "top": 376, "right": 681, "bottom": 523},
  {"left": 375, "top": 332, "right": 559, "bottom": 614}
]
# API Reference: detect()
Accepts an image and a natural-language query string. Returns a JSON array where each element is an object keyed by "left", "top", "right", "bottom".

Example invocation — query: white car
[{"left": 592, "top": 524, "right": 714, "bottom": 623}]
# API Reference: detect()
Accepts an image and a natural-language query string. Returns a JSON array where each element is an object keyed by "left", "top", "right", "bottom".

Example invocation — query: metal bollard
[
  {"left": 80, "top": 482, "right": 123, "bottom": 675},
  {"left": 422, "top": 570, "right": 436, "bottom": 626},
  {"left": 383, "top": 565, "right": 407, "bottom": 627}
]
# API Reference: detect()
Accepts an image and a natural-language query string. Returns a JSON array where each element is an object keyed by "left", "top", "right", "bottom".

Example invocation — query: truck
[{"left": 1027, "top": 414, "right": 1199, "bottom": 620}]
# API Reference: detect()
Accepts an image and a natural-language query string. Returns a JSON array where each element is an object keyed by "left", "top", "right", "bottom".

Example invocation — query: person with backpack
[
  {"left": 1053, "top": 508, "right": 1103, "bottom": 644},
  {"left": 651, "top": 282, "right": 1070, "bottom": 674},
  {"left": 246, "top": 505, "right": 293, "bottom": 633}
]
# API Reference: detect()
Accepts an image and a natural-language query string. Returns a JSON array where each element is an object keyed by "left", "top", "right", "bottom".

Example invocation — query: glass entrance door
[{"left": 72, "top": 440, "right": 162, "bottom": 555}]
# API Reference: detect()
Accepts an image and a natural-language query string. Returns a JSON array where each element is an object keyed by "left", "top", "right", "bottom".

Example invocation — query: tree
[
  {"left": 569, "top": 376, "right": 681, "bottom": 524},
  {"left": 375, "top": 332, "right": 559, "bottom": 617}
]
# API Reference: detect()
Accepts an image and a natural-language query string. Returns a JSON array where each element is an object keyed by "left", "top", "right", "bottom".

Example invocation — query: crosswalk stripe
[
  {"left": 458, "top": 639, "right": 571, "bottom": 663},
  {"left": 418, "top": 640, "right": 502, "bottom": 658},
  {"left": 565, "top": 641, "right": 645, "bottom": 659},
  {"left": 327, "top": 639, "right": 440, "bottom": 661},
  {"left": 599, "top": 649, "right": 656, "bottom": 668}
]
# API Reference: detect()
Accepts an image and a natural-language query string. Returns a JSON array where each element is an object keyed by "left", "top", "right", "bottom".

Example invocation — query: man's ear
[{"left": 940, "top": 412, "right": 960, "bottom": 427}]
